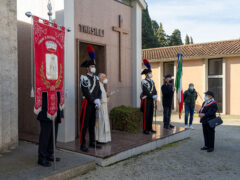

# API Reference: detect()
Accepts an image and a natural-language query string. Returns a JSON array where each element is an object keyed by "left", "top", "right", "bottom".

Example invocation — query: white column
[
  {"left": 222, "top": 58, "right": 226, "bottom": 114},
  {"left": 159, "top": 62, "right": 164, "bottom": 111},
  {"left": 131, "top": 1, "right": 142, "bottom": 107},
  {"left": 57, "top": 0, "right": 75, "bottom": 142}
]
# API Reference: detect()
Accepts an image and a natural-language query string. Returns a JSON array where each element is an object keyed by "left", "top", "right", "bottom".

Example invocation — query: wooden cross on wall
[{"left": 112, "top": 15, "right": 129, "bottom": 82}]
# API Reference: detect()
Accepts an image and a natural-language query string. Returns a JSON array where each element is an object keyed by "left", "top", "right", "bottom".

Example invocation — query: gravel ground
[{"left": 73, "top": 114, "right": 240, "bottom": 180}]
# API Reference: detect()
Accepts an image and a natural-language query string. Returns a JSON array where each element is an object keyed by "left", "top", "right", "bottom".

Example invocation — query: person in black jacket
[
  {"left": 140, "top": 69, "right": 158, "bottom": 135},
  {"left": 183, "top": 83, "right": 198, "bottom": 129},
  {"left": 79, "top": 59, "right": 102, "bottom": 152},
  {"left": 161, "top": 74, "right": 175, "bottom": 129},
  {"left": 37, "top": 91, "right": 64, "bottom": 167},
  {"left": 199, "top": 91, "right": 218, "bottom": 152}
]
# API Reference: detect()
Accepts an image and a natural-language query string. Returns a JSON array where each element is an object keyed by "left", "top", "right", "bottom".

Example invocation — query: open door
[{"left": 76, "top": 41, "right": 106, "bottom": 138}]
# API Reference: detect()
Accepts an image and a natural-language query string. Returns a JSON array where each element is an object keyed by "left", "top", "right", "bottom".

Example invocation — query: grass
[{"left": 121, "top": 138, "right": 190, "bottom": 167}]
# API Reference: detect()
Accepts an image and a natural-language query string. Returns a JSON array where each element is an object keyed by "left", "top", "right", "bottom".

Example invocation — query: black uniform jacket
[
  {"left": 141, "top": 78, "right": 157, "bottom": 99},
  {"left": 161, "top": 83, "right": 174, "bottom": 107},
  {"left": 37, "top": 91, "right": 64, "bottom": 123},
  {"left": 199, "top": 100, "right": 218, "bottom": 124},
  {"left": 81, "top": 74, "right": 102, "bottom": 104}
]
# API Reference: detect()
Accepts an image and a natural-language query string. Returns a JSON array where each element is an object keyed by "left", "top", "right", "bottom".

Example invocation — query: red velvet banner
[{"left": 33, "top": 16, "right": 65, "bottom": 120}]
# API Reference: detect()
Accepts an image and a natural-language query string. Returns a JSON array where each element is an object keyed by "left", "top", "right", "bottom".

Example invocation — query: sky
[{"left": 146, "top": 0, "right": 240, "bottom": 43}]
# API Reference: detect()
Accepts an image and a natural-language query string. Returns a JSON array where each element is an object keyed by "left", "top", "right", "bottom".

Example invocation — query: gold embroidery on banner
[{"left": 40, "top": 62, "right": 63, "bottom": 89}]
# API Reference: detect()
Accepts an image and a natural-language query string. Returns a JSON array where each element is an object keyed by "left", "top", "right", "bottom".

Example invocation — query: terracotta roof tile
[{"left": 142, "top": 39, "right": 240, "bottom": 61}]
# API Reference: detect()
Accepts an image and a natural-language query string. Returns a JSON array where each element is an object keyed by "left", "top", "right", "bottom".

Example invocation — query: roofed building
[{"left": 142, "top": 39, "right": 240, "bottom": 115}]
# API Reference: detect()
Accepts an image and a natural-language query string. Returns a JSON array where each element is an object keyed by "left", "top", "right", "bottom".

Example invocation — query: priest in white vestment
[{"left": 95, "top": 73, "right": 111, "bottom": 143}]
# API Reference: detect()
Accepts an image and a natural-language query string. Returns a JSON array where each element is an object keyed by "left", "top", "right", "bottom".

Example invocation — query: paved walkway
[{"left": 74, "top": 114, "right": 240, "bottom": 180}]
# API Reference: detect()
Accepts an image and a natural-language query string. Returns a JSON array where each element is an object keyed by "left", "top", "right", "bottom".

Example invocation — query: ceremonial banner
[
  {"left": 176, "top": 53, "right": 183, "bottom": 119},
  {"left": 33, "top": 16, "right": 65, "bottom": 120}
]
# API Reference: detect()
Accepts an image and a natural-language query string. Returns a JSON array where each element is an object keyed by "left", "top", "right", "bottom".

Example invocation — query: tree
[
  {"left": 151, "top": 20, "right": 159, "bottom": 34},
  {"left": 185, "top": 34, "right": 190, "bottom": 44},
  {"left": 155, "top": 23, "right": 167, "bottom": 47},
  {"left": 142, "top": 6, "right": 159, "bottom": 49},
  {"left": 190, "top": 36, "right": 194, "bottom": 44},
  {"left": 168, "top": 29, "right": 183, "bottom": 46}
]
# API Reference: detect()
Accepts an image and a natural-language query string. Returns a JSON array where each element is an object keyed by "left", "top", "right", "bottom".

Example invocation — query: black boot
[
  {"left": 207, "top": 148, "right": 214, "bottom": 152},
  {"left": 80, "top": 145, "right": 89, "bottom": 152},
  {"left": 38, "top": 159, "right": 51, "bottom": 167},
  {"left": 164, "top": 125, "right": 169, "bottom": 129},
  {"left": 169, "top": 124, "right": 175, "bottom": 129},
  {"left": 47, "top": 156, "right": 61, "bottom": 162},
  {"left": 89, "top": 142, "right": 102, "bottom": 149},
  {"left": 201, "top": 146, "right": 208, "bottom": 150},
  {"left": 143, "top": 130, "right": 150, "bottom": 135},
  {"left": 150, "top": 130, "right": 156, "bottom": 133}
]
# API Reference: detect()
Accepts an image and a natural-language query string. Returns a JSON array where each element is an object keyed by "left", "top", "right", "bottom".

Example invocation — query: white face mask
[
  {"left": 204, "top": 96, "right": 209, "bottom": 101},
  {"left": 148, "top": 73, "right": 153, "bottom": 78},
  {"left": 90, "top": 67, "right": 96, "bottom": 73},
  {"left": 103, "top": 79, "right": 108, "bottom": 84}
]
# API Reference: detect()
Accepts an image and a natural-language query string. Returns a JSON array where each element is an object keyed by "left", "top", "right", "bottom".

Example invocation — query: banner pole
[{"left": 47, "top": 0, "right": 56, "bottom": 170}]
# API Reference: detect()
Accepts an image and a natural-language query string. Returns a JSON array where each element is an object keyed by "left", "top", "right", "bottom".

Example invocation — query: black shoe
[
  {"left": 89, "top": 142, "right": 102, "bottom": 149},
  {"left": 201, "top": 146, "right": 208, "bottom": 150},
  {"left": 47, "top": 156, "right": 61, "bottom": 162},
  {"left": 169, "top": 124, "right": 175, "bottom": 129},
  {"left": 164, "top": 125, "right": 169, "bottom": 129},
  {"left": 150, "top": 130, "right": 156, "bottom": 133},
  {"left": 80, "top": 145, "right": 89, "bottom": 152},
  {"left": 207, "top": 148, "right": 214, "bottom": 152},
  {"left": 38, "top": 159, "right": 51, "bottom": 167},
  {"left": 143, "top": 130, "right": 150, "bottom": 135}
]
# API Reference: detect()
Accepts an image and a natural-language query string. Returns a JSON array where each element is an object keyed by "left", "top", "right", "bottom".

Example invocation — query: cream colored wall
[
  {"left": 226, "top": 57, "right": 240, "bottom": 115},
  {"left": 182, "top": 59, "right": 204, "bottom": 112},
  {"left": 75, "top": 0, "right": 132, "bottom": 109},
  {"left": 150, "top": 62, "right": 160, "bottom": 106}
]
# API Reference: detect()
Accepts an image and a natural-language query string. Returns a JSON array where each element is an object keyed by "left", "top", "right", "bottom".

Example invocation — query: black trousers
[
  {"left": 80, "top": 100, "right": 96, "bottom": 146},
  {"left": 142, "top": 98, "right": 154, "bottom": 131},
  {"left": 163, "top": 106, "right": 172, "bottom": 126},
  {"left": 202, "top": 123, "right": 215, "bottom": 149},
  {"left": 38, "top": 120, "right": 58, "bottom": 161}
]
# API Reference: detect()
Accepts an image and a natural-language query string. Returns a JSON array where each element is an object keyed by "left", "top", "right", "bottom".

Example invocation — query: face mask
[
  {"left": 204, "top": 96, "right": 209, "bottom": 101},
  {"left": 148, "top": 74, "right": 153, "bottom": 78},
  {"left": 189, "top": 86, "right": 194, "bottom": 90},
  {"left": 169, "top": 79, "right": 173, "bottom": 84},
  {"left": 103, "top": 79, "right": 108, "bottom": 84},
  {"left": 90, "top": 67, "right": 96, "bottom": 73}
]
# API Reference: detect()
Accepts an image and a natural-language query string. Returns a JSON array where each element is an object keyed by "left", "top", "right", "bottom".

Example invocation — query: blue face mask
[{"left": 189, "top": 86, "right": 194, "bottom": 90}]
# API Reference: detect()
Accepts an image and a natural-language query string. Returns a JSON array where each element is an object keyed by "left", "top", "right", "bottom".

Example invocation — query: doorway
[
  {"left": 163, "top": 62, "right": 175, "bottom": 110},
  {"left": 76, "top": 41, "right": 106, "bottom": 138}
]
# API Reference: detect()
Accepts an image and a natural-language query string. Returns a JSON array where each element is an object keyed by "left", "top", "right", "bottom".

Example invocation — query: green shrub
[{"left": 110, "top": 105, "right": 142, "bottom": 134}]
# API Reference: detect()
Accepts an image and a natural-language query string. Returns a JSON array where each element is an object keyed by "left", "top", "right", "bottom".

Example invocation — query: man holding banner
[{"left": 31, "top": 15, "right": 66, "bottom": 167}]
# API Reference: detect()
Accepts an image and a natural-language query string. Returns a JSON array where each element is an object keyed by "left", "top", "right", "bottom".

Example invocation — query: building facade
[
  {"left": 17, "top": 0, "right": 146, "bottom": 144},
  {"left": 0, "top": 0, "right": 18, "bottom": 153},
  {"left": 142, "top": 39, "right": 240, "bottom": 115}
]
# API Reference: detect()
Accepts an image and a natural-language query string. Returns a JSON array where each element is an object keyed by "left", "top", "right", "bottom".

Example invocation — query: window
[
  {"left": 208, "top": 58, "right": 222, "bottom": 75},
  {"left": 163, "top": 62, "right": 174, "bottom": 77},
  {"left": 208, "top": 58, "right": 223, "bottom": 112},
  {"left": 115, "top": 0, "right": 131, "bottom": 6}
]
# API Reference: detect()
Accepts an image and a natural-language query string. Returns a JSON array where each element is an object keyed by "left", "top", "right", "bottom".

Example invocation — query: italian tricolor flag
[{"left": 176, "top": 54, "right": 184, "bottom": 118}]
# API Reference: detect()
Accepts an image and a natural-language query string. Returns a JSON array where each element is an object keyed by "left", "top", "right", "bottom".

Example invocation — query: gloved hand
[
  {"left": 94, "top": 99, "right": 101, "bottom": 108},
  {"left": 152, "top": 95, "right": 158, "bottom": 100}
]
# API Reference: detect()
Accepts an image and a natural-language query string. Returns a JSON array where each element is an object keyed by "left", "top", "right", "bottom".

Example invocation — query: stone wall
[{"left": 0, "top": 0, "right": 18, "bottom": 152}]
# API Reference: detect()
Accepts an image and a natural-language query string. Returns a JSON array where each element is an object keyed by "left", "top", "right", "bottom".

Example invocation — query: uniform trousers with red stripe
[
  {"left": 142, "top": 98, "right": 154, "bottom": 131},
  {"left": 80, "top": 99, "right": 96, "bottom": 146}
]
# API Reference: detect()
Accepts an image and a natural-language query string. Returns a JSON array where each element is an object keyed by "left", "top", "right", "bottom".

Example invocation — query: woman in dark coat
[{"left": 199, "top": 91, "right": 218, "bottom": 152}]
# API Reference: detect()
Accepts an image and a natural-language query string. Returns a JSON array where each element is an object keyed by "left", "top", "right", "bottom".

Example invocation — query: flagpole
[{"left": 46, "top": 0, "right": 57, "bottom": 170}]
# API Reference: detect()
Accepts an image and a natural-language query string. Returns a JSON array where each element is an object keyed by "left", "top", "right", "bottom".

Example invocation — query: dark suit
[
  {"left": 200, "top": 100, "right": 218, "bottom": 149},
  {"left": 161, "top": 83, "right": 174, "bottom": 126},
  {"left": 37, "top": 91, "right": 63, "bottom": 161}
]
